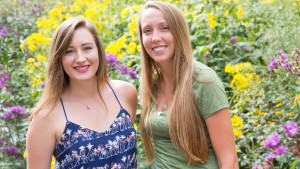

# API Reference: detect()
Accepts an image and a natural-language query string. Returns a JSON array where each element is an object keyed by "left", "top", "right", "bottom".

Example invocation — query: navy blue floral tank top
[{"left": 53, "top": 82, "right": 137, "bottom": 169}]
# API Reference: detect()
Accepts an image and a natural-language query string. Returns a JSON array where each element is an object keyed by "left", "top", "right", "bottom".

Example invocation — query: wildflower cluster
[
  {"left": 0, "top": 72, "right": 10, "bottom": 91},
  {"left": 0, "top": 25, "right": 9, "bottom": 38},
  {"left": 254, "top": 121, "right": 300, "bottom": 168},
  {"left": 3, "top": 145, "right": 19, "bottom": 157},
  {"left": 0, "top": 105, "right": 27, "bottom": 120},
  {"left": 106, "top": 53, "right": 138, "bottom": 79},
  {"left": 268, "top": 48, "right": 300, "bottom": 76}
]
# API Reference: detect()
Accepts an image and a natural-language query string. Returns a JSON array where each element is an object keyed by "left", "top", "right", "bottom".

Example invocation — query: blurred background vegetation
[{"left": 0, "top": 0, "right": 299, "bottom": 168}]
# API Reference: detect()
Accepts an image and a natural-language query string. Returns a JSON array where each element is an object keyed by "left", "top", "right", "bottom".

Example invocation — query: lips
[
  {"left": 74, "top": 65, "right": 89, "bottom": 73},
  {"left": 152, "top": 46, "right": 167, "bottom": 51}
]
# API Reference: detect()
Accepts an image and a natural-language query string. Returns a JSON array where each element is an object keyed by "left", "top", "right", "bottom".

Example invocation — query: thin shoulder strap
[
  {"left": 106, "top": 81, "right": 123, "bottom": 108},
  {"left": 59, "top": 97, "right": 69, "bottom": 122}
]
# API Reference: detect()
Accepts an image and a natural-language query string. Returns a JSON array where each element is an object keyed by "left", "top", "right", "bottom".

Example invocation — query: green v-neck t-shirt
[{"left": 147, "top": 61, "right": 229, "bottom": 169}]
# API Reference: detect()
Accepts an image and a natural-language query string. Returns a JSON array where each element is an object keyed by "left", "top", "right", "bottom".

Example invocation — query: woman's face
[
  {"left": 62, "top": 27, "right": 99, "bottom": 82},
  {"left": 140, "top": 7, "right": 175, "bottom": 65}
]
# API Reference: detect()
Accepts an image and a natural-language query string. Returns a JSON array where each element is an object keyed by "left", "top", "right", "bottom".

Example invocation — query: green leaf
[{"left": 291, "top": 159, "right": 300, "bottom": 169}]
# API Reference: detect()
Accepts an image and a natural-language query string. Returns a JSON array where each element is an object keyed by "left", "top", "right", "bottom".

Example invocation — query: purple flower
[
  {"left": 263, "top": 132, "right": 280, "bottom": 149},
  {"left": 10, "top": 106, "right": 26, "bottom": 116},
  {"left": 0, "top": 72, "right": 10, "bottom": 90},
  {"left": 252, "top": 165, "right": 263, "bottom": 169},
  {"left": 268, "top": 57, "right": 279, "bottom": 71},
  {"left": 0, "top": 105, "right": 27, "bottom": 120},
  {"left": 127, "top": 68, "right": 138, "bottom": 79},
  {"left": 39, "top": 80, "right": 46, "bottom": 88},
  {"left": 203, "top": 51, "right": 211, "bottom": 60},
  {"left": 276, "top": 50, "right": 283, "bottom": 55},
  {"left": 282, "top": 121, "right": 299, "bottom": 137},
  {"left": 1, "top": 112, "right": 13, "bottom": 120},
  {"left": 0, "top": 140, "right": 4, "bottom": 147},
  {"left": 283, "top": 62, "right": 292, "bottom": 71},
  {"left": 274, "top": 145, "right": 288, "bottom": 155},
  {"left": 264, "top": 152, "right": 276, "bottom": 163},
  {"left": 0, "top": 25, "right": 9, "bottom": 38},
  {"left": 230, "top": 36, "right": 237, "bottom": 43},
  {"left": 117, "top": 64, "right": 129, "bottom": 75},
  {"left": 4, "top": 145, "right": 19, "bottom": 157},
  {"left": 106, "top": 53, "right": 119, "bottom": 67}
]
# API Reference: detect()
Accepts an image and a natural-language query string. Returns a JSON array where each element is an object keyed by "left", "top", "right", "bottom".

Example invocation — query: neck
[{"left": 68, "top": 78, "right": 104, "bottom": 99}]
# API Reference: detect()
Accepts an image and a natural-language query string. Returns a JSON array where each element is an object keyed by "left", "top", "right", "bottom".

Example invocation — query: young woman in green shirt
[{"left": 138, "top": 1, "right": 239, "bottom": 168}]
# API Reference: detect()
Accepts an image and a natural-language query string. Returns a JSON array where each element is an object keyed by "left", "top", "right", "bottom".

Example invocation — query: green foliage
[{"left": 1, "top": 0, "right": 300, "bottom": 168}]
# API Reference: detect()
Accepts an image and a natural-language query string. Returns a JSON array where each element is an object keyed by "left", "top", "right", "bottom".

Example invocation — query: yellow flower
[
  {"left": 208, "top": 19, "right": 217, "bottom": 29},
  {"left": 224, "top": 10, "right": 229, "bottom": 16},
  {"left": 183, "top": 9, "right": 188, "bottom": 15},
  {"left": 134, "top": 123, "right": 137, "bottom": 131},
  {"left": 275, "top": 103, "right": 282, "bottom": 107},
  {"left": 20, "top": 42, "right": 26, "bottom": 51},
  {"left": 224, "top": 0, "right": 231, "bottom": 3},
  {"left": 36, "top": 55, "right": 47, "bottom": 61},
  {"left": 259, "top": 111, "right": 265, "bottom": 116},
  {"left": 70, "top": 5, "right": 81, "bottom": 12},
  {"left": 251, "top": 119, "right": 258, "bottom": 124},
  {"left": 131, "top": 5, "right": 142, "bottom": 11},
  {"left": 235, "top": 145, "right": 239, "bottom": 152},
  {"left": 136, "top": 44, "right": 141, "bottom": 52},
  {"left": 275, "top": 111, "right": 282, "bottom": 115},
  {"left": 242, "top": 22, "right": 249, "bottom": 27},
  {"left": 49, "top": 8, "right": 63, "bottom": 20},
  {"left": 237, "top": 5, "right": 244, "bottom": 19},
  {"left": 27, "top": 58, "right": 35, "bottom": 63},
  {"left": 51, "top": 156, "right": 55, "bottom": 169},
  {"left": 127, "top": 42, "right": 137, "bottom": 54},
  {"left": 268, "top": 121, "right": 275, "bottom": 125},
  {"left": 260, "top": 141, "right": 264, "bottom": 146},
  {"left": 224, "top": 64, "right": 236, "bottom": 75},
  {"left": 23, "top": 150, "right": 27, "bottom": 158},
  {"left": 121, "top": 8, "right": 129, "bottom": 18},
  {"left": 231, "top": 115, "right": 244, "bottom": 138},
  {"left": 260, "top": 0, "right": 274, "bottom": 5}
]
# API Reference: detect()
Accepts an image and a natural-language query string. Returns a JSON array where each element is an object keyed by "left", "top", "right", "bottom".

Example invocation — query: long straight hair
[
  {"left": 138, "top": 1, "right": 209, "bottom": 164},
  {"left": 29, "top": 17, "right": 108, "bottom": 121}
]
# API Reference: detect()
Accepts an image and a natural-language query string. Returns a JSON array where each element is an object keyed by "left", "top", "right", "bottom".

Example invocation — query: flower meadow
[{"left": 0, "top": 0, "right": 300, "bottom": 168}]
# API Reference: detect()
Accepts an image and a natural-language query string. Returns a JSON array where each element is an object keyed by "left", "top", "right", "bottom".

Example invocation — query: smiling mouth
[
  {"left": 74, "top": 65, "right": 89, "bottom": 70},
  {"left": 153, "top": 46, "right": 167, "bottom": 51}
]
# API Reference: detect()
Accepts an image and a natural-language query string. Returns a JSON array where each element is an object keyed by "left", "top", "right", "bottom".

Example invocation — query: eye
[
  {"left": 65, "top": 49, "right": 74, "bottom": 54},
  {"left": 161, "top": 25, "right": 169, "bottom": 31},
  {"left": 143, "top": 29, "right": 151, "bottom": 34},
  {"left": 84, "top": 46, "right": 92, "bottom": 51}
]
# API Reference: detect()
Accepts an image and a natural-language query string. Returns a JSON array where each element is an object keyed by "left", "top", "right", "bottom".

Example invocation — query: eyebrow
[{"left": 68, "top": 42, "right": 93, "bottom": 47}]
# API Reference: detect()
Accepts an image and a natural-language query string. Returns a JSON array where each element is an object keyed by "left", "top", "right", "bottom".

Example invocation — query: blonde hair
[
  {"left": 29, "top": 17, "right": 108, "bottom": 121},
  {"left": 138, "top": 1, "right": 208, "bottom": 164}
]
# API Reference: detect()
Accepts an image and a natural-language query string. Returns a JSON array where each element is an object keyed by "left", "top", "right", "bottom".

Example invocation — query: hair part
[
  {"left": 29, "top": 17, "right": 108, "bottom": 121},
  {"left": 138, "top": 1, "right": 209, "bottom": 164}
]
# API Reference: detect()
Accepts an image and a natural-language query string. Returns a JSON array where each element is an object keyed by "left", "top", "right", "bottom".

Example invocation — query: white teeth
[
  {"left": 153, "top": 47, "right": 166, "bottom": 51},
  {"left": 76, "top": 66, "right": 88, "bottom": 70}
]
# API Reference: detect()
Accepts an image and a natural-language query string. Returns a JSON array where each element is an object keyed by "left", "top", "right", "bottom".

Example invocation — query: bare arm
[
  {"left": 205, "top": 108, "right": 239, "bottom": 169},
  {"left": 124, "top": 83, "right": 138, "bottom": 123},
  {"left": 26, "top": 111, "right": 57, "bottom": 169}
]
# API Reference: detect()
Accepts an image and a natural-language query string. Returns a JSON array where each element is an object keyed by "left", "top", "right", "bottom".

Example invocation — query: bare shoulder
[
  {"left": 27, "top": 102, "right": 65, "bottom": 140},
  {"left": 108, "top": 80, "right": 137, "bottom": 121},
  {"left": 108, "top": 79, "right": 137, "bottom": 96}
]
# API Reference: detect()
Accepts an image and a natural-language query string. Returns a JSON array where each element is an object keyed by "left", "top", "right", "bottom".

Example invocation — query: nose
[
  {"left": 152, "top": 30, "right": 161, "bottom": 43},
  {"left": 76, "top": 51, "right": 86, "bottom": 63}
]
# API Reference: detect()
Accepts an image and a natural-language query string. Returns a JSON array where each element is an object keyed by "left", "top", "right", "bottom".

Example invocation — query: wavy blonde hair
[
  {"left": 138, "top": 1, "right": 208, "bottom": 164},
  {"left": 29, "top": 17, "right": 108, "bottom": 121}
]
